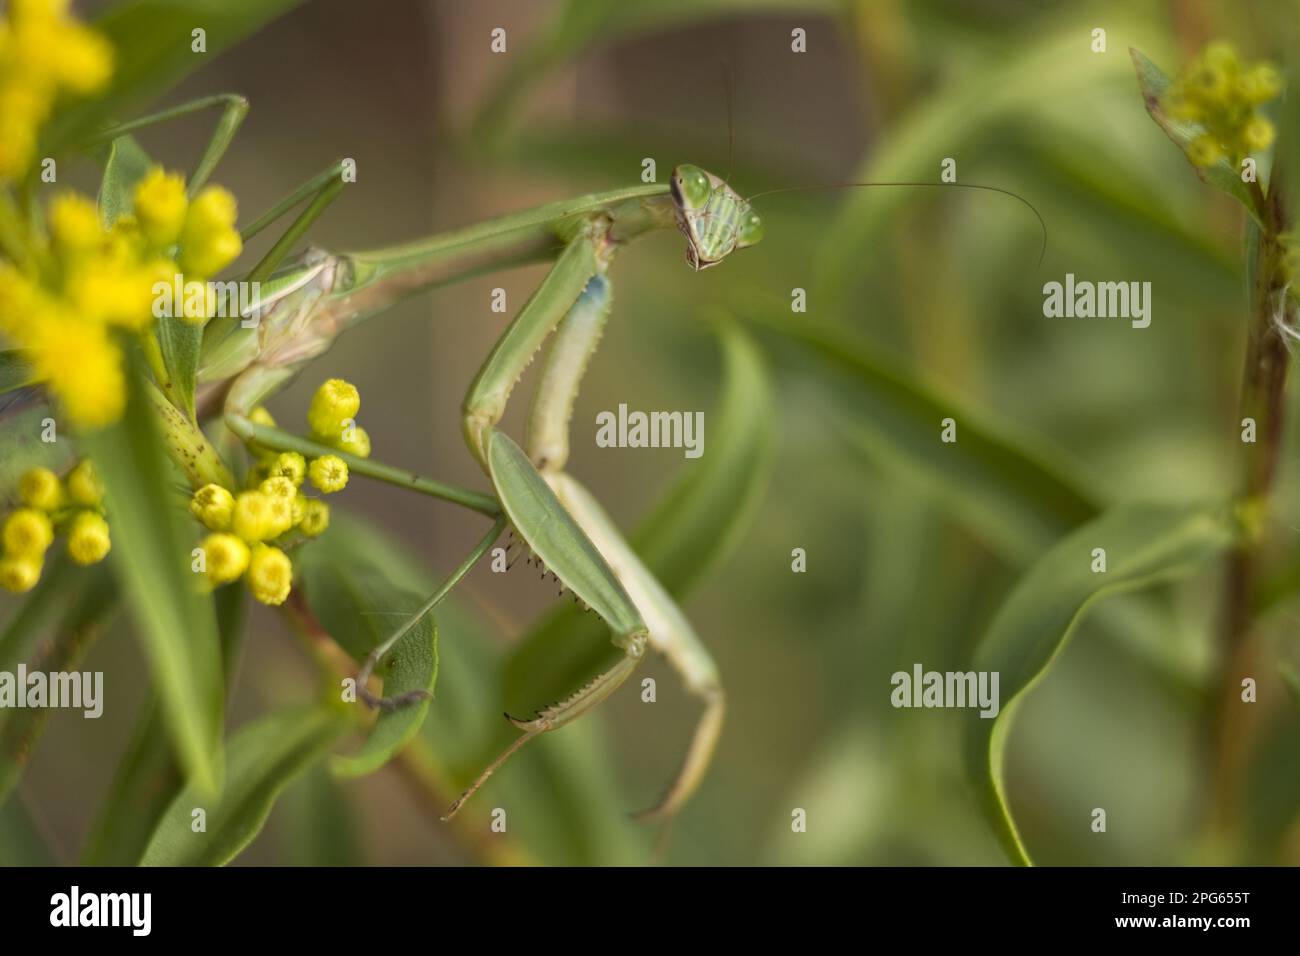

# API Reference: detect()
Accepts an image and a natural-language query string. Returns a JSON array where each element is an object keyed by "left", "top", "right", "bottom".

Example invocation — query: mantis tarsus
[{"left": 92, "top": 92, "right": 1045, "bottom": 831}]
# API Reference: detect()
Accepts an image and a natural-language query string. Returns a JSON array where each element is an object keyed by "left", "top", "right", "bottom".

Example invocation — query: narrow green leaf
[
  {"left": 964, "top": 502, "right": 1237, "bottom": 865},
  {"left": 0, "top": 564, "right": 117, "bottom": 805},
  {"left": 284, "top": 766, "right": 361, "bottom": 866},
  {"left": 751, "top": 311, "right": 1101, "bottom": 560},
  {"left": 293, "top": 551, "right": 438, "bottom": 778},
  {"left": 503, "top": 323, "right": 774, "bottom": 732},
  {"left": 81, "top": 362, "right": 225, "bottom": 796},
  {"left": 0, "top": 798, "right": 56, "bottom": 866},
  {"left": 0, "top": 553, "right": 77, "bottom": 670},
  {"left": 140, "top": 705, "right": 348, "bottom": 866},
  {"left": 81, "top": 584, "right": 245, "bottom": 865},
  {"left": 0, "top": 353, "right": 33, "bottom": 395},
  {"left": 45, "top": 0, "right": 304, "bottom": 152},
  {"left": 1130, "top": 48, "right": 1263, "bottom": 223},
  {"left": 96, "top": 134, "right": 151, "bottom": 228}
]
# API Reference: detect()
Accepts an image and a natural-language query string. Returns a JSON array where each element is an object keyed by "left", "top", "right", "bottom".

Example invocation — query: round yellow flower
[
  {"left": 335, "top": 425, "right": 371, "bottom": 459},
  {"left": 201, "top": 532, "right": 249, "bottom": 585},
  {"left": 190, "top": 483, "right": 235, "bottom": 531},
  {"left": 18, "top": 467, "right": 63, "bottom": 511},
  {"left": 27, "top": 314, "right": 125, "bottom": 429},
  {"left": 48, "top": 192, "right": 103, "bottom": 258},
  {"left": 298, "top": 498, "right": 330, "bottom": 537},
  {"left": 49, "top": 22, "right": 113, "bottom": 95},
  {"left": 307, "top": 378, "right": 360, "bottom": 439},
  {"left": 1238, "top": 64, "right": 1282, "bottom": 105},
  {"left": 66, "top": 511, "right": 110, "bottom": 565},
  {"left": 65, "top": 459, "right": 103, "bottom": 506},
  {"left": 133, "top": 168, "right": 188, "bottom": 248},
  {"left": 1187, "top": 134, "right": 1224, "bottom": 168},
  {"left": 308, "top": 455, "right": 349, "bottom": 494},
  {"left": 3, "top": 508, "right": 53, "bottom": 556},
  {"left": 269, "top": 451, "right": 306, "bottom": 486},
  {"left": 231, "top": 491, "right": 275, "bottom": 542},
  {"left": 1242, "top": 116, "right": 1275, "bottom": 153},
  {"left": 246, "top": 544, "right": 292, "bottom": 605},
  {"left": 0, "top": 554, "right": 42, "bottom": 593}
]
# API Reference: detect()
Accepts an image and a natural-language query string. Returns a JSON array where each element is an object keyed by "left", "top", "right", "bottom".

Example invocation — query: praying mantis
[
  {"left": 79, "top": 92, "right": 759, "bottom": 826},
  {"left": 72, "top": 88, "right": 1043, "bottom": 832}
]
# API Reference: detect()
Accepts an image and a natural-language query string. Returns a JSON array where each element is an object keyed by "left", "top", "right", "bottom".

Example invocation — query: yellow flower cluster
[
  {"left": 0, "top": 0, "right": 113, "bottom": 182},
  {"left": 1163, "top": 43, "right": 1282, "bottom": 167},
  {"left": 0, "top": 170, "right": 243, "bottom": 430},
  {"left": 307, "top": 377, "right": 371, "bottom": 459},
  {"left": 0, "top": 459, "right": 108, "bottom": 592}
]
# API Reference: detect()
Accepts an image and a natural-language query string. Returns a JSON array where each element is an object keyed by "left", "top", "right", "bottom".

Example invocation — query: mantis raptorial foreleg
[
  {"left": 461, "top": 227, "right": 602, "bottom": 466},
  {"left": 521, "top": 273, "right": 725, "bottom": 820}
]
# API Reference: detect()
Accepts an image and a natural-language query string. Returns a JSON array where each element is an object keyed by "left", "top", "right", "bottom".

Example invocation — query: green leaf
[
  {"left": 140, "top": 705, "right": 348, "bottom": 866},
  {"left": 0, "top": 564, "right": 117, "bottom": 805},
  {"left": 81, "top": 362, "right": 225, "bottom": 796},
  {"left": 96, "top": 134, "right": 151, "bottom": 228},
  {"left": 284, "top": 765, "right": 361, "bottom": 866},
  {"left": 503, "top": 322, "right": 774, "bottom": 713},
  {"left": 0, "top": 799, "right": 56, "bottom": 866},
  {"left": 44, "top": 0, "right": 304, "bottom": 152},
  {"left": 751, "top": 311, "right": 1101, "bottom": 560},
  {"left": 1130, "top": 48, "right": 1263, "bottom": 224},
  {"left": 294, "top": 549, "right": 438, "bottom": 778},
  {"left": 964, "top": 502, "right": 1237, "bottom": 865},
  {"left": 98, "top": 135, "right": 202, "bottom": 418},
  {"left": 0, "top": 353, "right": 33, "bottom": 395},
  {"left": 81, "top": 584, "right": 246, "bottom": 865}
]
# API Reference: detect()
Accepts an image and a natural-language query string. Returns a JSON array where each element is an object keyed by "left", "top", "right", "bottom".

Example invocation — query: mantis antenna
[{"left": 745, "top": 180, "right": 1050, "bottom": 267}]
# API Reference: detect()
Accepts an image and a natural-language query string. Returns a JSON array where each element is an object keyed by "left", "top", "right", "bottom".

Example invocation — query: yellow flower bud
[
  {"left": 65, "top": 459, "right": 103, "bottom": 506},
  {"left": 1187, "top": 134, "right": 1223, "bottom": 167},
  {"left": 259, "top": 477, "right": 297, "bottom": 537},
  {"left": 183, "top": 185, "right": 238, "bottom": 239},
  {"left": 298, "top": 498, "right": 330, "bottom": 537},
  {"left": 48, "top": 192, "right": 102, "bottom": 258},
  {"left": 51, "top": 23, "right": 113, "bottom": 95},
  {"left": 269, "top": 451, "right": 307, "bottom": 486},
  {"left": 0, "top": 554, "right": 42, "bottom": 593},
  {"left": 27, "top": 316, "right": 126, "bottom": 429},
  {"left": 1238, "top": 63, "right": 1282, "bottom": 105},
  {"left": 66, "top": 511, "right": 110, "bottom": 565},
  {"left": 259, "top": 475, "right": 296, "bottom": 502},
  {"left": 133, "top": 168, "right": 189, "bottom": 248},
  {"left": 231, "top": 491, "right": 275, "bottom": 542},
  {"left": 190, "top": 483, "right": 235, "bottom": 531},
  {"left": 246, "top": 544, "right": 292, "bottom": 606},
  {"left": 202, "top": 533, "right": 249, "bottom": 585},
  {"left": 307, "top": 378, "right": 360, "bottom": 439},
  {"left": 308, "top": 455, "right": 349, "bottom": 494},
  {"left": 1242, "top": 116, "right": 1275, "bottom": 152},
  {"left": 3, "top": 508, "right": 53, "bottom": 556},
  {"left": 18, "top": 467, "right": 63, "bottom": 511},
  {"left": 179, "top": 227, "right": 242, "bottom": 279},
  {"left": 265, "top": 495, "right": 295, "bottom": 538},
  {"left": 335, "top": 424, "right": 371, "bottom": 458}
]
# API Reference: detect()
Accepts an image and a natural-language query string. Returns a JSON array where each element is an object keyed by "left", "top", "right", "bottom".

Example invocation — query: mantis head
[{"left": 669, "top": 164, "right": 764, "bottom": 271}]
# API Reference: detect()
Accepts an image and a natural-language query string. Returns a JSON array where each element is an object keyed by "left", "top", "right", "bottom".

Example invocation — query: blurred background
[{"left": 7, "top": 0, "right": 1300, "bottom": 865}]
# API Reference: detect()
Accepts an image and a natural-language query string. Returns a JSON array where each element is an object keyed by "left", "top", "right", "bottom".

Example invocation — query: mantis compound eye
[
  {"left": 672, "top": 164, "right": 712, "bottom": 208},
  {"left": 737, "top": 210, "right": 764, "bottom": 248}
]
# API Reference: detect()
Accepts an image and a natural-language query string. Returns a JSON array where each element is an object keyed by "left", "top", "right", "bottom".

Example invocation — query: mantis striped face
[{"left": 669, "top": 164, "right": 764, "bottom": 270}]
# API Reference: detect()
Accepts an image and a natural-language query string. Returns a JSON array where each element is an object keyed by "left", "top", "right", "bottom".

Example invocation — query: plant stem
[
  {"left": 1214, "top": 170, "right": 1294, "bottom": 832},
  {"left": 225, "top": 413, "right": 501, "bottom": 516},
  {"left": 145, "top": 379, "right": 235, "bottom": 489}
]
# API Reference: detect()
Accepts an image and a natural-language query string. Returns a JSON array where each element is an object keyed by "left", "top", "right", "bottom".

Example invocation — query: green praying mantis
[{"left": 65, "top": 89, "right": 1045, "bottom": 831}]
